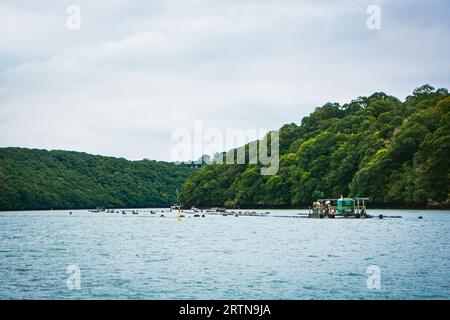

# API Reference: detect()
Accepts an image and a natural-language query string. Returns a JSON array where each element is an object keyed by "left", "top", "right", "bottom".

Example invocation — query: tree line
[
  {"left": 181, "top": 85, "right": 450, "bottom": 209},
  {"left": 0, "top": 148, "right": 195, "bottom": 210}
]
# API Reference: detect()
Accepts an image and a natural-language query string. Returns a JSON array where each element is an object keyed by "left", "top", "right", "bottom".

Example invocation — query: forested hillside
[
  {"left": 0, "top": 148, "right": 195, "bottom": 210},
  {"left": 181, "top": 85, "right": 450, "bottom": 208}
]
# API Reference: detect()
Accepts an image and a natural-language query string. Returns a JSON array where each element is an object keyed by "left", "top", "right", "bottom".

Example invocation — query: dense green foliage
[
  {"left": 0, "top": 148, "right": 195, "bottom": 210},
  {"left": 181, "top": 85, "right": 450, "bottom": 208}
]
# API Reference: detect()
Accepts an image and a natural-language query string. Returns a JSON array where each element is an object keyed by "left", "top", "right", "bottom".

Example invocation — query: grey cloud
[{"left": 0, "top": 0, "right": 449, "bottom": 160}]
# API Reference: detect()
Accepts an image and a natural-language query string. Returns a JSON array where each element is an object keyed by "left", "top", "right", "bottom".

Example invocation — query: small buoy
[
  {"left": 378, "top": 214, "right": 383, "bottom": 219},
  {"left": 418, "top": 216, "right": 423, "bottom": 219},
  {"left": 69, "top": 212, "right": 72, "bottom": 215}
]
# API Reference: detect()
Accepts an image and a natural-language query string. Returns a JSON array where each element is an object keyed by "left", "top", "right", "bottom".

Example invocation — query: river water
[{"left": 0, "top": 209, "right": 448, "bottom": 299}]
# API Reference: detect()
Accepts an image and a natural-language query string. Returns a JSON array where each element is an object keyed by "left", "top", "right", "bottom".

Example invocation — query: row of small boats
[
  {"left": 89, "top": 208, "right": 166, "bottom": 216},
  {"left": 87, "top": 207, "right": 271, "bottom": 218}
]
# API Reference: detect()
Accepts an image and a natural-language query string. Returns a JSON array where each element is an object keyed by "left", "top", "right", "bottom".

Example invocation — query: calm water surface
[{"left": 0, "top": 209, "right": 449, "bottom": 299}]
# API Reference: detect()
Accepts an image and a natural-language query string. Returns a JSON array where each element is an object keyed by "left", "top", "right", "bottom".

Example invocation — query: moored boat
[{"left": 308, "top": 197, "right": 370, "bottom": 219}]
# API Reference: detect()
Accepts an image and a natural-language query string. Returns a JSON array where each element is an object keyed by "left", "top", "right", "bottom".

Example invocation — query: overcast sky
[{"left": 0, "top": 0, "right": 449, "bottom": 161}]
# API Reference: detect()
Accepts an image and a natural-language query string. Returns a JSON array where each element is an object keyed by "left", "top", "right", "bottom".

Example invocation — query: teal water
[{"left": 0, "top": 209, "right": 448, "bottom": 299}]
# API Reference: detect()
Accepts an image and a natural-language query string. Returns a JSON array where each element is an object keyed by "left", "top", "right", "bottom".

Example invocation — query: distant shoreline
[{"left": 1, "top": 206, "right": 449, "bottom": 212}]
